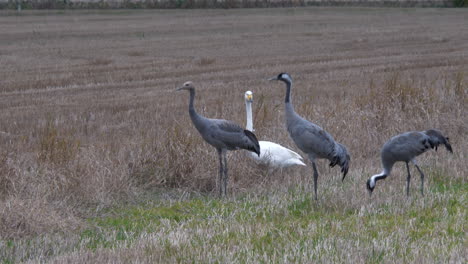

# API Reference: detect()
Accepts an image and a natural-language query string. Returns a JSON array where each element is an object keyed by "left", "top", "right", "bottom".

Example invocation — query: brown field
[{"left": 0, "top": 8, "right": 467, "bottom": 263}]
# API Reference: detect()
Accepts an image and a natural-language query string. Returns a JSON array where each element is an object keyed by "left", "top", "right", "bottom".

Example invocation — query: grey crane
[
  {"left": 268, "top": 73, "right": 350, "bottom": 200},
  {"left": 366, "top": 129, "right": 453, "bottom": 197},
  {"left": 176, "top": 81, "right": 260, "bottom": 197},
  {"left": 244, "top": 91, "right": 306, "bottom": 169}
]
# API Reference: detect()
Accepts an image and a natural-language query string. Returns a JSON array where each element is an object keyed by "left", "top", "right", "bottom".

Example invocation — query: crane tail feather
[
  {"left": 424, "top": 129, "right": 453, "bottom": 154},
  {"left": 446, "top": 143, "right": 453, "bottom": 153},
  {"left": 341, "top": 165, "right": 349, "bottom": 181},
  {"left": 244, "top": 130, "right": 260, "bottom": 157},
  {"left": 332, "top": 143, "right": 350, "bottom": 182}
]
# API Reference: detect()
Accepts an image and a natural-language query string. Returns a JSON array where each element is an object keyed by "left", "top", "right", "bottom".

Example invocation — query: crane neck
[
  {"left": 282, "top": 80, "right": 296, "bottom": 117},
  {"left": 370, "top": 165, "right": 392, "bottom": 186},
  {"left": 184, "top": 87, "right": 208, "bottom": 134},
  {"left": 245, "top": 100, "right": 254, "bottom": 131},
  {"left": 382, "top": 161, "right": 393, "bottom": 176},
  {"left": 188, "top": 88, "right": 199, "bottom": 120},
  {"left": 284, "top": 80, "right": 292, "bottom": 104},
  {"left": 369, "top": 170, "right": 388, "bottom": 190},
  {"left": 372, "top": 171, "right": 387, "bottom": 181}
]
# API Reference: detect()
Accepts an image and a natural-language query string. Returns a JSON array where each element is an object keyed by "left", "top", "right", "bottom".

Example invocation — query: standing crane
[
  {"left": 244, "top": 90, "right": 305, "bottom": 168},
  {"left": 366, "top": 129, "right": 453, "bottom": 196},
  {"left": 176, "top": 81, "right": 260, "bottom": 197},
  {"left": 268, "top": 73, "right": 350, "bottom": 200}
]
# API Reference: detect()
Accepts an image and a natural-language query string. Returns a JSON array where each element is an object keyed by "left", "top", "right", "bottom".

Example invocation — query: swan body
[
  {"left": 244, "top": 91, "right": 305, "bottom": 169},
  {"left": 249, "top": 141, "right": 306, "bottom": 168}
]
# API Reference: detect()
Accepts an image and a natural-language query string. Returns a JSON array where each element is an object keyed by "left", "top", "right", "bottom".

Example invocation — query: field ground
[{"left": 0, "top": 7, "right": 467, "bottom": 263}]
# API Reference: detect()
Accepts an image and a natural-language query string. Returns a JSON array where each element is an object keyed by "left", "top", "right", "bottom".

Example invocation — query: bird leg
[
  {"left": 412, "top": 162, "right": 425, "bottom": 196},
  {"left": 223, "top": 150, "right": 228, "bottom": 197},
  {"left": 405, "top": 162, "right": 411, "bottom": 197},
  {"left": 311, "top": 161, "right": 319, "bottom": 201},
  {"left": 217, "top": 149, "right": 224, "bottom": 197}
]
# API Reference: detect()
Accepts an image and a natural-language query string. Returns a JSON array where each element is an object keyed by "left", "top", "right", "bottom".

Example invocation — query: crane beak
[
  {"left": 268, "top": 77, "right": 278, "bottom": 81},
  {"left": 176, "top": 87, "right": 184, "bottom": 91}
]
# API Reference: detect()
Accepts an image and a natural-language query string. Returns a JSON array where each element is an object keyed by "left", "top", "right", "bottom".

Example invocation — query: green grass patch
[
  {"left": 430, "top": 169, "right": 467, "bottom": 194},
  {"left": 75, "top": 186, "right": 465, "bottom": 261},
  {"left": 2, "top": 183, "right": 465, "bottom": 262}
]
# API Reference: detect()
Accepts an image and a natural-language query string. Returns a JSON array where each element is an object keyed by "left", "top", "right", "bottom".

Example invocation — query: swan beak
[{"left": 246, "top": 94, "right": 252, "bottom": 101}]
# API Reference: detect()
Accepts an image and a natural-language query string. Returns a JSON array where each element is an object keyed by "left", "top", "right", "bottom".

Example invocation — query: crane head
[
  {"left": 268, "top": 73, "right": 292, "bottom": 84},
  {"left": 176, "top": 81, "right": 194, "bottom": 91},
  {"left": 366, "top": 178, "right": 375, "bottom": 196},
  {"left": 245, "top": 91, "right": 253, "bottom": 102}
]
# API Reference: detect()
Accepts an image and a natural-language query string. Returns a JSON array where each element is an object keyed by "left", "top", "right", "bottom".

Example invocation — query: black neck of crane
[
  {"left": 284, "top": 80, "right": 291, "bottom": 104},
  {"left": 375, "top": 174, "right": 387, "bottom": 182},
  {"left": 188, "top": 88, "right": 196, "bottom": 116}
]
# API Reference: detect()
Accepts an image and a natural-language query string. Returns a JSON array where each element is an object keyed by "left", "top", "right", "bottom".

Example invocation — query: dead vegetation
[
  {"left": 0, "top": 7, "right": 466, "bottom": 262},
  {"left": 0, "top": 0, "right": 457, "bottom": 9}
]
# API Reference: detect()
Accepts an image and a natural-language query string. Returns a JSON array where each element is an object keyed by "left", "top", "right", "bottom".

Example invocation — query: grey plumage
[
  {"left": 176, "top": 81, "right": 260, "bottom": 197},
  {"left": 366, "top": 129, "right": 453, "bottom": 196},
  {"left": 269, "top": 73, "right": 350, "bottom": 200}
]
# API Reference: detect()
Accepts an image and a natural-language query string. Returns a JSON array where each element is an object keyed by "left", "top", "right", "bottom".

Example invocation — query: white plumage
[{"left": 244, "top": 91, "right": 306, "bottom": 168}]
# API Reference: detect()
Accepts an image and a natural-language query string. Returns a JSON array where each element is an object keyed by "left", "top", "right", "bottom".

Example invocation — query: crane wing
[
  {"left": 385, "top": 132, "right": 430, "bottom": 159},
  {"left": 209, "top": 119, "right": 260, "bottom": 155},
  {"left": 213, "top": 119, "right": 244, "bottom": 133},
  {"left": 291, "top": 122, "right": 336, "bottom": 159}
]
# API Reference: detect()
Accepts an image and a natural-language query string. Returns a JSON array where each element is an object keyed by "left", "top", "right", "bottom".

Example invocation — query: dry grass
[
  {"left": 0, "top": 7, "right": 466, "bottom": 263},
  {"left": 0, "top": 0, "right": 456, "bottom": 10}
]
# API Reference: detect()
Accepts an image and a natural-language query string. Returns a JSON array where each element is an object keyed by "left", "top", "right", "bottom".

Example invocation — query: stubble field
[{"left": 0, "top": 7, "right": 467, "bottom": 263}]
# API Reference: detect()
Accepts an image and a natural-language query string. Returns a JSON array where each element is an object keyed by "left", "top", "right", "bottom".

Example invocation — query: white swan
[{"left": 244, "top": 91, "right": 306, "bottom": 168}]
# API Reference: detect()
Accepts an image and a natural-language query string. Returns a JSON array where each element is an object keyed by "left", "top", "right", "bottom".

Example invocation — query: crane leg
[
  {"left": 311, "top": 161, "right": 319, "bottom": 201},
  {"left": 223, "top": 150, "right": 228, "bottom": 197},
  {"left": 217, "top": 149, "right": 224, "bottom": 197},
  {"left": 405, "top": 162, "right": 411, "bottom": 197},
  {"left": 413, "top": 162, "right": 425, "bottom": 196}
]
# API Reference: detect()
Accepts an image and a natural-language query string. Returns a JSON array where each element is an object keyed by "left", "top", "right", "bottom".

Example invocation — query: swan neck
[{"left": 245, "top": 100, "right": 254, "bottom": 131}]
